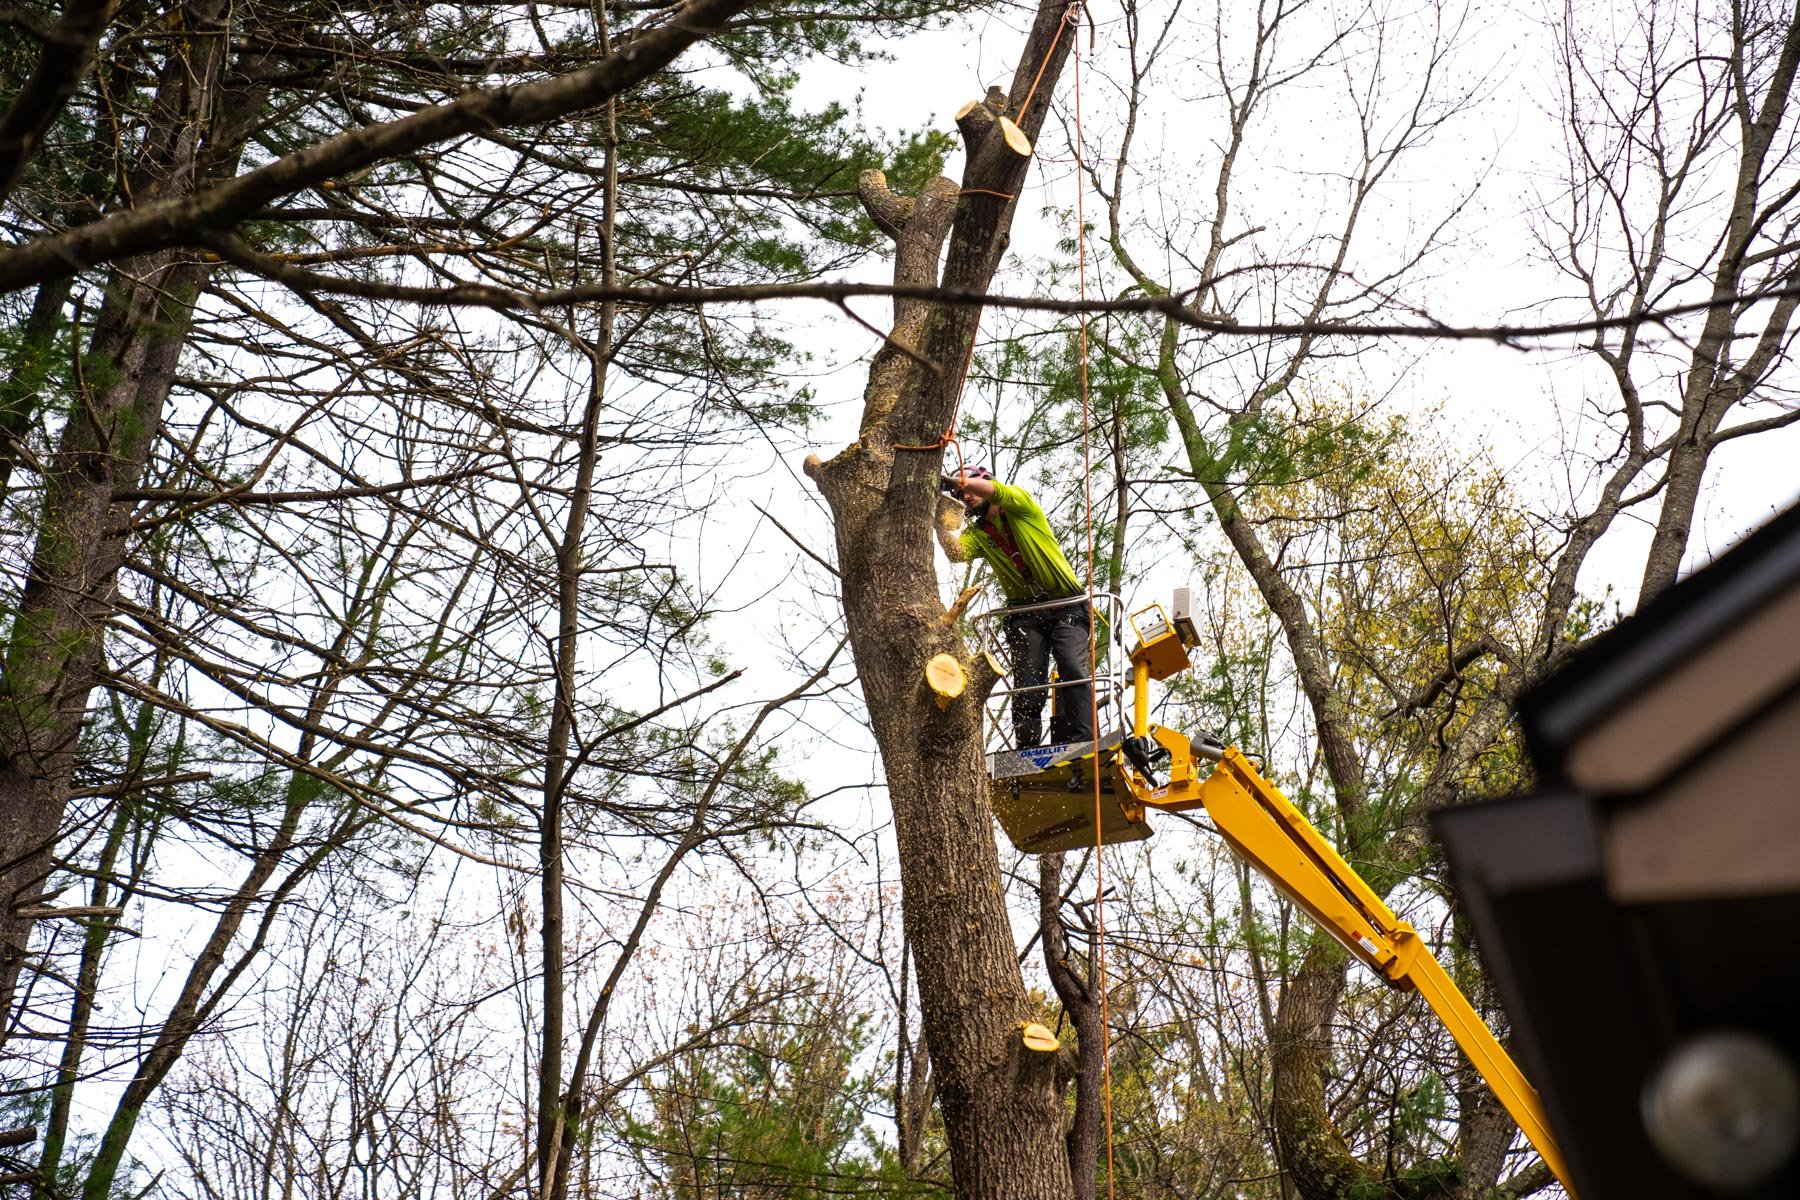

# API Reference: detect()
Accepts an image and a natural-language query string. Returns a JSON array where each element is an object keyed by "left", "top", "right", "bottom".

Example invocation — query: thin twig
[{"left": 753, "top": 502, "right": 840, "bottom": 578}]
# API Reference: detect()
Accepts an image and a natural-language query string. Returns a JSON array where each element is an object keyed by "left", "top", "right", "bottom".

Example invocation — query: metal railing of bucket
[{"left": 968, "top": 590, "right": 1127, "bottom": 754}]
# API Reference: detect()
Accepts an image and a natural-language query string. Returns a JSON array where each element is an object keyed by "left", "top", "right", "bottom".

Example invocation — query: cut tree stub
[
  {"left": 998, "top": 117, "right": 1032, "bottom": 157},
  {"left": 927, "top": 652, "right": 967, "bottom": 707}
]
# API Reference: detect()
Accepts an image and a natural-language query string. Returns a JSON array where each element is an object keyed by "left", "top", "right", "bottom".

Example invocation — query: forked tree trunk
[{"left": 803, "top": 2, "right": 1080, "bottom": 1194}]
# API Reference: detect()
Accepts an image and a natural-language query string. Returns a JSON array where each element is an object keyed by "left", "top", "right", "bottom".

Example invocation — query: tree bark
[
  {"left": 1451, "top": 1063, "right": 1515, "bottom": 1200},
  {"left": 1268, "top": 943, "right": 1376, "bottom": 1200},
  {"left": 542, "top": 56, "right": 621, "bottom": 1200},
  {"left": 0, "top": 276, "right": 73, "bottom": 499},
  {"left": 0, "top": 0, "right": 242, "bottom": 1037},
  {"left": 804, "top": 3, "right": 1080, "bottom": 1194},
  {"left": 1041, "top": 852, "right": 1101, "bottom": 1200},
  {"left": 1638, "top": 0, "right": 1800, "bottom": 599}
]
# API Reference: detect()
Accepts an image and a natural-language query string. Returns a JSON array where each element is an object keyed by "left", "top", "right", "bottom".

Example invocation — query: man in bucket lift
[{"left": 935, "top": 466, "right": 1096, "bottom": 751}]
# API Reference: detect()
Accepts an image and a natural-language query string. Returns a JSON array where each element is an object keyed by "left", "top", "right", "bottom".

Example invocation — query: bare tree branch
[{"left": 196, "top": 230, "right": 1800, "bottom": 344}]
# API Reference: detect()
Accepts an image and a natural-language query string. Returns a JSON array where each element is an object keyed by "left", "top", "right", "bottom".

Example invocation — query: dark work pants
[{"left": 1004, "top": 601, "right": 1094, "bottom": 749}]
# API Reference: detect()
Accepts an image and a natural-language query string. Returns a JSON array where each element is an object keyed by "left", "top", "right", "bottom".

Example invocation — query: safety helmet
[{"left": 955, "top": 464, "right": 995, "bottom": 483}]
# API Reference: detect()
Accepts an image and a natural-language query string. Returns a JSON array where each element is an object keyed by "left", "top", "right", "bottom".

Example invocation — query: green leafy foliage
[{"left": 1100, "top": 995, "right": 1278, "bottom": 1198}]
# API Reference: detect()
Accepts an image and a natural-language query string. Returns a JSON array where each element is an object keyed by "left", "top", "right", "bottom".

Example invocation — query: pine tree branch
[{"left": 0, "top": 0, "right": 753, "bottom": 291}]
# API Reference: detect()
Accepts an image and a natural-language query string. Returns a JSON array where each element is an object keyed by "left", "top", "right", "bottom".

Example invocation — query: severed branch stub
[
  {"left": 942, "top": 585, "right": 982, "bottom": 626},
  {"left": 1007, "top": 1020, "right": 1064, "bottom": 1102},
  {"left": 954, "top": 88, "right": 1033, "bottom": 163},
  {"left": 954, "top": 95, "right": 997, "bottom": 145},
  {"left": 971, "top": 649, "right": 1005, "bottom": 703},
  {"left": 926, "top": 653, "right": 967, "bottom": 709},
  {"left": 997, "top": 117, "right": 1032, "bottom": 158},
  {"left": 858, "top": 170, "right": 916, "bottom": 242}
]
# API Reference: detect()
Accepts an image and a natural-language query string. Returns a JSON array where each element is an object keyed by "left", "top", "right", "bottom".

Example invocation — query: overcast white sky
[
  {"left": 804, "top": 0, "right": 1793, "bottom": 565},
  {"left": 699, "top": 0, "right": 1800, "bottom": 828}
]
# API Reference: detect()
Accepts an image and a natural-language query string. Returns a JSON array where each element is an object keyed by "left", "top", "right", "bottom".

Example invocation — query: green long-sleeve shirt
[{"left": 961, "top": 481, "right": 1083, "bottom": 604}]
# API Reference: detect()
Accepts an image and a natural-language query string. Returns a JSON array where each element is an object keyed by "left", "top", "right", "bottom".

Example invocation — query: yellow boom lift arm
[{"left": 986, "top": 594, "right": 1575, "bottom": 1195}]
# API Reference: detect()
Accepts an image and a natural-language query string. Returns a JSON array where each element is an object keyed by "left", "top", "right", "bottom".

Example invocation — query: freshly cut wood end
[
  {"left": 1021, "top": 1022, "right": 1060, "bottom": 1053},
  {"left": 999, "top": 117, "right": 1032, "bottom": 157},
  {"left": 984, "top": 650, "right": 1006, "bottom": 677},
  {"left": 926, "top": 653, "right": 966, "bottom": 707},
  {"left": 954, "top": 99, "right": 979, "bottom": 121}
]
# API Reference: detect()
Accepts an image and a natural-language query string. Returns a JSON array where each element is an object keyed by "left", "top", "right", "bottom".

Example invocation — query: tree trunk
[
  {"left": 1041, "top": 852, "right": 1101, "bottom": 1200},
  {"left": 0, "top": 246, "right": 216, "bottom": 1034},
  {"left": 1268, "top": 942, "right": 1378, "bottom": 1200},
  {"left": 0, "top": 0, "right": 242, "bottom": 1037},
  {"left": 804, "top": 3, "right": 1079, "bottom": 1194},
  {"left": 1451, "top": 1065, "right": 1515, "bottom": 1200},
  {"left": 0, "top": 275, "right": 73, "bottom": 499},
  {"left": 543, "top": 65, "right": 621, "bottom": 1200},
  {"left": 1638, "top": 0, "right": 1800, "bottom": 599}
]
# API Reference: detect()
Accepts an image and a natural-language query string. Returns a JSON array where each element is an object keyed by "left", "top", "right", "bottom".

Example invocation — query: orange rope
[
  {"left": 1071, "top": 23, "right": 1118, "bottom": 1200},
  {"left": 1020, "top": 4, "right": 1078, "bottom": 120}
]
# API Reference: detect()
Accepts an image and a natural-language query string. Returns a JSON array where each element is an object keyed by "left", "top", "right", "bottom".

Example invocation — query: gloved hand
[{"left": 938, "top": 473, "right": 964, "bottom": 496}]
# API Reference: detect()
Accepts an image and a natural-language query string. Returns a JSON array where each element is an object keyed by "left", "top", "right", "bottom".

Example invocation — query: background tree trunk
[
  {"left": 1041, "top": 852, "right": 1102, "bottom": 1200},
  {"left": 0, "top": 0, "right": 237, "bottom": 1031},
  {"left": 1268, "top": 945, "right": 1361, "bottom": 1200}
]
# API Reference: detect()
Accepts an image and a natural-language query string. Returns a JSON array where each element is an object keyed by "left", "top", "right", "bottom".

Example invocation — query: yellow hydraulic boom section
[
  {"left": 986, "top": 595, "right": 1575, "bottom": 1196},
  {"left": 1139, "top": 743, "right": 1575, "bottom": 1194}
]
